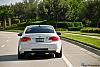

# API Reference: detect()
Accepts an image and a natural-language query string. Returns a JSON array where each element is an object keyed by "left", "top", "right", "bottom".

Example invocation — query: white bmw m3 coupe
[{"left": 18, "top": 25, "right": 62, "bottom": 59}]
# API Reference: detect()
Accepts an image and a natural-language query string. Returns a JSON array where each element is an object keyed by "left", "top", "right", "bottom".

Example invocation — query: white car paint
[{"left": 18, "top": 25, "right": 62, "bottom": 54}]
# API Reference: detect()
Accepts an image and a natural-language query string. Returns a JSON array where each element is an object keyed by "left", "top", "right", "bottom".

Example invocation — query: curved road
[{"left": 0, "top": 31, "right": 100, "bottom": 67}]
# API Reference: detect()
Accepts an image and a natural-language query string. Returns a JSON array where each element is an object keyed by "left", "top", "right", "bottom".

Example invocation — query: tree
[
  {"left": 38, "top": 0, "right": 69, "bottom": 21},
  {"left": 0, "top": 5, "right": 14, "bottom": 29},
  {"left": 13, "top": 2, "right": 37, "bottom": 23},
  {"left": 82, "top": 0, "right": 100, "bottom": 27},
  {"left": 7, "top": 5, "right": 14, "bottom": 26},
  {"left": 66, "top": 0, "right": 84, "bottom": 22}
]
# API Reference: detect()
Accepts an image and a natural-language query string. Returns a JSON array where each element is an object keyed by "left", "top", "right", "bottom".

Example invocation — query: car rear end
[{"left": 18, "top": 25, "right": 62, "bottom": 58}]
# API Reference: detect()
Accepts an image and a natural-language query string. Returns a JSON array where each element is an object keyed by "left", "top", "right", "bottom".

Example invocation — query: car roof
[{"left": 27, "top": 25, "right": 53, "bottom": 28}]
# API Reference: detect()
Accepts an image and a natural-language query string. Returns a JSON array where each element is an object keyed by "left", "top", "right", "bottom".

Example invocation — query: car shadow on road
[{"left": 0, "top": 54, "right": 54, "bottom": 62}]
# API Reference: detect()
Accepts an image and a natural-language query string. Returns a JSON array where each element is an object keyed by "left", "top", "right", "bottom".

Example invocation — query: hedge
[
  {"left": 43, "top": 21, "right": 83, "bottom": 28},
  {"left": 68, "top": 27, "right": 82, "bottom": 31},
  {"left": 81, "top": 28, "right": 100, "bottom": 33},
  {"left": 55, "top": 28, "right": 68, "bottom": 31},
  {"left": 6, "top": 21, "right": 83, "bottom": 30}
]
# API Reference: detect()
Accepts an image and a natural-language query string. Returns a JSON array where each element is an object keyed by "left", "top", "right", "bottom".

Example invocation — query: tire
[
  {"left": 55, "top": 47, "right": 62, "bottom": 58},
  {"left": 18, "top": 52, "right": 24, "bottom": 59},
  {"left": 18, "top": 47, "right": 24, "bottom": 59}
]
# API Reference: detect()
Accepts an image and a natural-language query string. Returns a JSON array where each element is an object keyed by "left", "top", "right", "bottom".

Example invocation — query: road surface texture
[{"left": 0, "top": 31, "right": 100, "bottom": 67}]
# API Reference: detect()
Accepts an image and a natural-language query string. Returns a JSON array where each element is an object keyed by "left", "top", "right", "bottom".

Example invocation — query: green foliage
[
  {"left": 38, "top": 0, "right": 70, "bottom": 21},
  {"left": 68, "top": 27, "right": 82, "bottom": 31},
  {"left": 41, "top": 21, "right": 83, "bottom": 28},
  {"left": 55, "top": 28, "right": 68, "bottom": 31},
  {"left": 62, "top": 33, "right": 100, "bottom": 49},
  {"left": 81, "top": 27, "right": 100, "bottom": 33},
  {"left": 6, "top": 21, "right": 83, "bottom": 30},
  {"left": 0, "top": 0, "right": 100, "bottom": 29},
  {"left": 6, "top": 21, "right": 44, "bottom": 30},
  {"left": 0, "top": 5, "right": 13, "bottom": 20},
  {"left": 67, "top": 22, "right": 83, "bottom": 31},
  {"left": 66, "top": 0, "right": 84, "bottom": 21},
  {"left": 82, "top": 0, "right": 100, "bottom": 27},
  {"left": 5, "top": 30, "right": 23, "bottom": 33},
  {"left": 74, "top": 22, "right": 83, "bottom": 27},
  {"left": 13, "top": 2, "right": 37, "bottom": 20}
]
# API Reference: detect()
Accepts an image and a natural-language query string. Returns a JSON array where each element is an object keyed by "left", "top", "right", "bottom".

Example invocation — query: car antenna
[{"left": 39, "top": 25, "right": 40, "bottom": 27}]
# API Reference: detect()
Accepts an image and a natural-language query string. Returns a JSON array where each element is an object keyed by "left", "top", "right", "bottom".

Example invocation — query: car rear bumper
[
  {"left": 19, "top": 43, "right": 61, "bottom": 54},
  {"left": 24, "top": 50, "right": 56, "bottom": 53}
]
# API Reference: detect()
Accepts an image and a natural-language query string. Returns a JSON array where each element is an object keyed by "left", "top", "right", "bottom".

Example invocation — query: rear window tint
[{"left": 25, "top": 26, "right": 54, "bottom": 33}]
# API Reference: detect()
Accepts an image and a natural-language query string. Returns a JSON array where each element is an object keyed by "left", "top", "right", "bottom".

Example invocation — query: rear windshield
[{"left": 25, "top": 26, "right": 54, "bottom": 33}]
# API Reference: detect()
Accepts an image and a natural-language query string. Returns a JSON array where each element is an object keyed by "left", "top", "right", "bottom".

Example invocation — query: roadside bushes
[
  {"left": 43, "top": 21, "right": 83, "bottom": 30},
  {"left": 68, "top": 27, "right": 82, "bottom": 31},
  {"left": 6, "top": 21, "right": 83, "bottom": 31},
  {"left": 81, "top": 28, "right": 100, "bottom": 33},
  {"left": 55, "top": 28, "right": 68, "bottom": 31},
  {"left": 6, "top": 23, "right": 26, "bottom": 30},
  {"left": 6, "top": 21, "right": 43, "bottom": 30},
  {"left": 67, "top": 22, "right": 83, "bottom": 31}
]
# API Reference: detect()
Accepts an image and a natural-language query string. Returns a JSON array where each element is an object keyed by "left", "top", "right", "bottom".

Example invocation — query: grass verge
[
  {"left": 60, "top": 31, "right": 100, "bottom": 49},
  {"left": 5, "top": 30, "right": 23, "bottom": 33},
  {"left": 65, "top": 31, "right": 100, "bottom": 37}
]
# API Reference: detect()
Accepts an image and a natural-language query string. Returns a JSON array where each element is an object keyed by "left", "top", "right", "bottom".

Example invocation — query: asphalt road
[{"left": 0, "top": 31, "right": 100, "bottom": 67}]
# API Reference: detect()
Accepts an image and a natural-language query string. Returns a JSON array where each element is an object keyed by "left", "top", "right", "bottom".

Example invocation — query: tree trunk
[
  {"left": 8, "top": 18, "right": 11, "bottom": 26},
  {"left": 0, "top": 22, "right": 1, "bottom": 27},
  {"left": 3, "top": 19, "right": 7, "bottom": 30}
]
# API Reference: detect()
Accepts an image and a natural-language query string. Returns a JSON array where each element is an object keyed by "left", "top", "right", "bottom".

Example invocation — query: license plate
[{"left": 36, "top": 38, "right": 44, "bottom": 42}]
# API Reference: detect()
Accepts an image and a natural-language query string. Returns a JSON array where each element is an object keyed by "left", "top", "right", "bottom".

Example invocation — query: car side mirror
[
  {"left": 57, "top": 32, "right": 61, "bottom": 35},
  {"left": 18, "top": 32, "right": 23, "bottom": 36}
]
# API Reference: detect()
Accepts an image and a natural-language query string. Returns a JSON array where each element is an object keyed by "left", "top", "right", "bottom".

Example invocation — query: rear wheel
[
  {"left": 55, "top": 47, "right": 62, "bottom": 58},
  {"left": 18, "top": 52, "right": 24, "bottom": 59},
  {"left": 18, "top": 47, "right": 24, "bottom": 59}
]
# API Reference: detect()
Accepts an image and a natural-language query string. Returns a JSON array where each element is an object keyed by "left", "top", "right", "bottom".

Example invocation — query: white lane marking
[
  {"left": 1, "top": 45, "right": 5, "bottom": 47},
  {"left": 0, "top": 40, "right": 9, "bottom": 48},
  {"left": 6, "top": 40, "right": 9, "bottom": 41},
  {"left": 62, "top": 54, "right": 74, "bottom": 67},
  {"left": 8, "top": 37, "right": 11, "bottom": 38}
]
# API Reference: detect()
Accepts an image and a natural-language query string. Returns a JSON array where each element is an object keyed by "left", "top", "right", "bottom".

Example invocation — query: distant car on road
[{"left": 18, "top": 25, "right": 62, "bottom": 59}]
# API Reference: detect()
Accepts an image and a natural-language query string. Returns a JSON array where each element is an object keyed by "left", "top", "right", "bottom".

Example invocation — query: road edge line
[{"left": 62, "top": 54, "right": 74, "bottom": 67}]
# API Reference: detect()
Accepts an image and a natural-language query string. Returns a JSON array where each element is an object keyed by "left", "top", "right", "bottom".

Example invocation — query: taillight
[
  {"left": 20, "top": 37, "right": 31, "bottom": 42},
  {"left": 48, "top": 36, "right": 59, "bottom": 41}
]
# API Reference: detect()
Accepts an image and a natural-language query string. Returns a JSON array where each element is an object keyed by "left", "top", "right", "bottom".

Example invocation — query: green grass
[
  {"left": 55, "top": 28, "right": 68, "bottom": 31},
  {"left": 60, "top": 32, "right": 100, "bottom": 49},
  {"left": 32, "top": 21, "right": 44, "bottom": 23},
  {"left": 65, "top": 31, "right": 100, "bottom": 37},
  {"left": 5, "top": 30, "right": 23, "bottom": 33}
]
